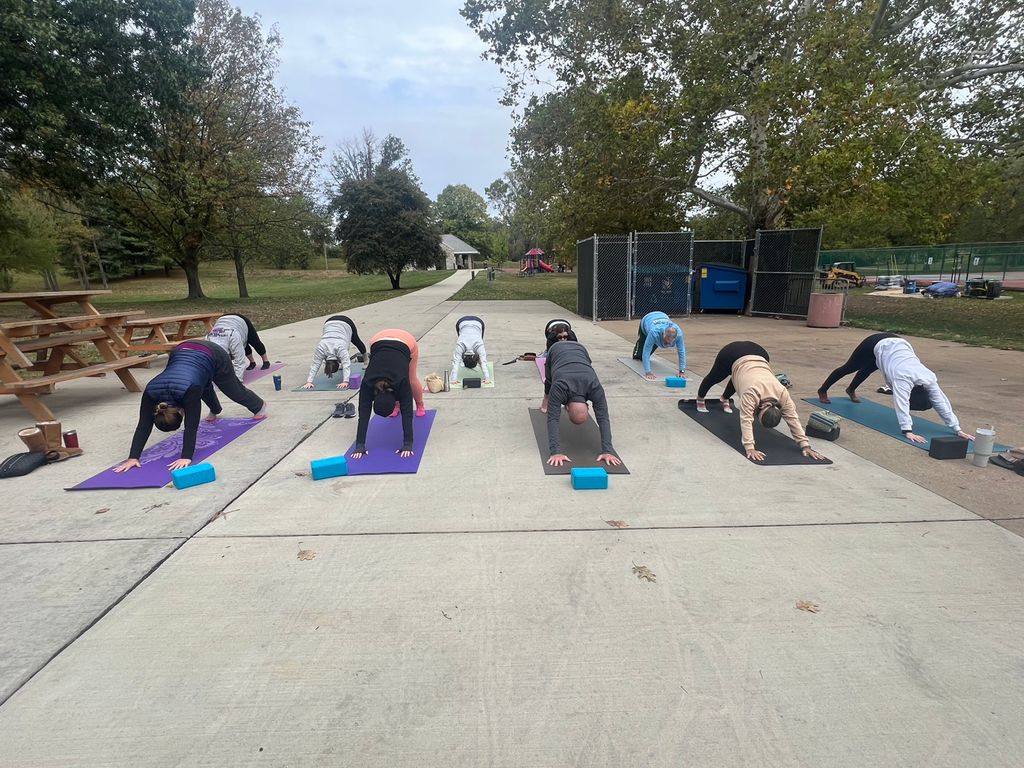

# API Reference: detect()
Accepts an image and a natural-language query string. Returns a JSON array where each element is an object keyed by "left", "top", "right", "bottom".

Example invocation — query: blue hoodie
[{"left": 640, "top": 311, "right": 685, "bottom": 374}]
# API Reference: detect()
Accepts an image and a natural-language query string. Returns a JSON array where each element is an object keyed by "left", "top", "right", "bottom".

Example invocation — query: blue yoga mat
[{"left": 801, "top": 396, "right": 1009, "bottom": 453}]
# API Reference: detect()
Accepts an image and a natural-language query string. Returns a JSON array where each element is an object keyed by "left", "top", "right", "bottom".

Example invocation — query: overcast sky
[{"left": 232, "top": 0, "right": 513, "bottom": 202}]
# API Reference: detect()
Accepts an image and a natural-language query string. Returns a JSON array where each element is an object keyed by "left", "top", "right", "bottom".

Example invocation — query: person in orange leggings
[{"left": 350, "top": 329, "right": 426, "bottom": 459}]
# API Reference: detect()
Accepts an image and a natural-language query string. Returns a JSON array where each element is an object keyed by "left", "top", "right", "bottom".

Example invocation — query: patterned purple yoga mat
[
  {"left": 343, "top": 410, "right": 436, "bottom": 475},
  {"left": 243, "top": 362, "right": 285, "bottom": 384},
  {"left": 70, "top": 418, "right": 264, "bottom": 490}
]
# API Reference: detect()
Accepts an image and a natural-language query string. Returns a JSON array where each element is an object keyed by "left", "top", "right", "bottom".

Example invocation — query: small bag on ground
[
  {"left": 425, "top": 373, "right": 444, "bottom": 394},
  {"left": 806, "top": 410, "right": 841, "bottom": 441}
]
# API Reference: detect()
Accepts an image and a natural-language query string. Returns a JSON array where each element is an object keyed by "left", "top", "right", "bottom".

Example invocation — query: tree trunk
[
  {"left": 387, "top": 269, "right": 401, "bottom": 289},
  {"left": 182, "top": 252, "right": 206, "bottom": 299},
  {"left": 75, "top": 244, "right": 91, "bottom": 289},
  {"left": 233, "top": 246, "right": 249, "bottom": 299},
  {"left": 91, "top": 238, "right": 109, "bottom": 289}
]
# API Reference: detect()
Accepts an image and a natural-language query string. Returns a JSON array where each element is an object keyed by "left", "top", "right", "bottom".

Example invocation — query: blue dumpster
[{"left": 698, "top": 263, "right": 747, "bottom": 312}]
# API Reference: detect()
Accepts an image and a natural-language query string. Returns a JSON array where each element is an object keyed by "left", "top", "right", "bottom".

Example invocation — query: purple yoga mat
[
  {"left": 535, "top": 356, "right": 546, "bottom": 381},
  {"left": 243, "top": 362, "right": 286, "bottom": 384},
  {"left": 343, "top": 410, "right": 437, "bottom": 475},
  {"left": 70, "top": 418, "right": 264, "bottom": 490}
]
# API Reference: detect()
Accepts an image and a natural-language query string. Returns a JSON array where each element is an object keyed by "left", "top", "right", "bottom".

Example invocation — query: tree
[
  {"left": 0, "top": 0, "right": 198, "bottom": 194},
  {"left": 0, "top": 186, "right": 89, "bottom": 291},
  {"left": 332, "top": 166, "right": 443, "bottom": 289},
  {"left": 435, "top": 183, "right": 501, "bottom": 260},
  {"left": 463, "top": 0, "right": 1024, "bottom": 239},
  {"left": 114, "top": 0, "right": 322, "bottom": 298}
]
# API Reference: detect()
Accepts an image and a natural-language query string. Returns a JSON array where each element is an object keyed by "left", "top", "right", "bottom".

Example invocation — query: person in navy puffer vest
[{"left": 114, "top": 339, "right": 266, "bottom": 473}]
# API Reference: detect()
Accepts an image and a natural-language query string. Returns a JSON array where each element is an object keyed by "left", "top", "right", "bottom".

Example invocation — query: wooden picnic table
[
  {"left": 0, "top": 291, "right": 157, "bottom": 421},
  {"left": 120, "top": 312, "right": 222, "bottom": 353}
]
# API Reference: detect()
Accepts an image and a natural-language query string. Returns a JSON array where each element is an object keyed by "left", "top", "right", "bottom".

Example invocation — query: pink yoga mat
[
  {"left": 535, "top": 356, "right": 546, "bottom": 380},
  {"left": 243, "top": 362, "right": 285, "bottom": 384},
  {"left": 70, "top": 418, "right": 264, "bottom": 490}
]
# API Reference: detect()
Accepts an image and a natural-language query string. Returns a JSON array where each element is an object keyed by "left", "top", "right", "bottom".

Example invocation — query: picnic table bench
[
  {"left": 121, "top": 312, "right": 222, "bottom": 352},
  {"left": 0, "top": 292, "right": 158, "bottom": 421}
]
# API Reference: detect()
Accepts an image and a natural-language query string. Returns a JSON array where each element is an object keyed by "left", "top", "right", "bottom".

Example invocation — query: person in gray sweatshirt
[
  {"left": 301, "top": 315, "right": 367, "bottom": 389},
  {"left": 541, "top": 340, "right": 621, "bottom": 468},
  {"left": 206, "top": 314, "right": 270, "bottom": 381}
]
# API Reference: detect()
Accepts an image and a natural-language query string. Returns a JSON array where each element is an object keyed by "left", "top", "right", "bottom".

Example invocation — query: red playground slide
[{"left": 537, "top": 260, "right": 554, "bottom": 272}]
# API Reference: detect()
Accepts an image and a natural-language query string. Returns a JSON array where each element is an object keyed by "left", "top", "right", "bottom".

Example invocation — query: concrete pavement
[{"left": 1, "top": 270, "right": 1022, "bottom": 766}]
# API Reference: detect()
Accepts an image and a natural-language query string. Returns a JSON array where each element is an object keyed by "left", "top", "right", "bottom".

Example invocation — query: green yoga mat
[
  {"left": 801, "top": 396, "right": 1009, "bottom": 453},
  {"left": 293, "top": 363, "right": 364, "bottom": 391},
  {"left": 450, "top": 361, "right": 495, "bottom": 389}
]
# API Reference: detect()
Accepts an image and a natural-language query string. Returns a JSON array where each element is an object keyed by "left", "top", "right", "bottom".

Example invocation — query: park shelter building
[{"left": 440, "top": 234, "right": 479, "bottom": 270}]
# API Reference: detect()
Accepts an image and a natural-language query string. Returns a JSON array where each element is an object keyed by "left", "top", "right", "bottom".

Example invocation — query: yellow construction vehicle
[{"left": 818, "top": 261, "right": 866, "bottom": 289}]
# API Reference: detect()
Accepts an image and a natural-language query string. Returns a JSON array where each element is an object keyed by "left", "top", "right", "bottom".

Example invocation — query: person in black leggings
[
  {"left": 696, "top": 341, "right": 770, "bottom": 410},
  {"left": 114, "top": 340, "right": 267, "bottom": 473},
  {"left": 816, "top": 332, "right": 898, "bottom": 403},
  {"left": 237, "top": 314, "right": 271, "bottom": 370}
]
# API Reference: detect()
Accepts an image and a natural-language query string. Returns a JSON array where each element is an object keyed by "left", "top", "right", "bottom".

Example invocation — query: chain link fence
[
  {"left": 749, "top": 228, "right": 823, "bottom": 317},
  {"left": 576, "top": 231, "right": 693, "bottom": 320},
  {"left": 821, "top": 241, "right": 1024, "bottom": 283}
]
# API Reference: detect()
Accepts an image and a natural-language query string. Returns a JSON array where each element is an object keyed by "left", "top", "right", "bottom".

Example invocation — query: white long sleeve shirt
[
  {"left": 874, "top": 337, "right": 959, "bottom": 433},
  {"left": 306, "top": 319, "right": 356, "bottom": 384},
  {"left": 206, "top": 314, "right": 248, "bottom": 381},
  {"left": 450, "top": 319, "right": 488, "bottom": 380}
]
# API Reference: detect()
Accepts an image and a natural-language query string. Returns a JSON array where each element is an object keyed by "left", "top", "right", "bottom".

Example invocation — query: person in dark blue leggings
[{"left": 114, "top": 340, "right": 266, "bottom": 473}]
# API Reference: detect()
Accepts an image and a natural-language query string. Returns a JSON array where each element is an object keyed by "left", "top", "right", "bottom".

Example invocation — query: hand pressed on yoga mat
[
  {"left": 597, "top": 452, "right": 622, "bottom": 467},
  {"left": 168, "top": 458, "right": 192, "bottom": 471},
  {"left": 349, "top": 449, "right": 414, "bottom": 459},
  {"left": 113, "top": 458, "right": 141, "bottom": 473},
  {"left": 547, "top": 453, "right": 571, "bottom": 467}
]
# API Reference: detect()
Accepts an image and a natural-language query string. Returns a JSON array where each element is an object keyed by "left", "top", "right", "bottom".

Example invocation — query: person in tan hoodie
[{"left": 696, "top": 341, "right": 826, "bottom": 463}]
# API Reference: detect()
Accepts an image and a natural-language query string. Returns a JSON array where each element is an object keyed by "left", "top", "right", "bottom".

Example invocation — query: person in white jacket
[
  {"left": 817, "top": 332, "right": 974, "bottom": 444},
  {"left": 301, "top": 315, "right": 367, "bottom": 390},
  {"left": 450, "top": 315, "right": 491, "bottom": 384},
  {"left": 206, "top": 314, "right": 270, "bottom": 382}
]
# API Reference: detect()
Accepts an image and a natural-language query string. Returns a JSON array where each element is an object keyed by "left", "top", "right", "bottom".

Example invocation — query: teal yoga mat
[
  {"left": 450, "top": 361, "right": 495, "bottom": 389},
  {"left": 294, "top": 363, "right": 364, "bottom": 391},
  {"left": 801, "top": 396, "right": 1009, "bottom": 453}
]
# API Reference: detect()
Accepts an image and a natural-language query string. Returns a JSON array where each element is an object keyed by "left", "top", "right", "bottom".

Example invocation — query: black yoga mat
[
  {"left": 528, "top": 408, "right": 630, "bottom": 476},
  {"left": 677, "top": 399, "right": 833, "bottom": 466}
]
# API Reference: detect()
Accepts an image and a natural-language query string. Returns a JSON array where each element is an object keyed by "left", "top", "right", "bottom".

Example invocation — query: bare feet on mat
[
  {"left": 415, "top": 406, "right": 426, "bottom": 417},
  {"left": 390, "top": 404, "right": 401, "bottom": 418},
  {"left": 253, "top": 404, "right": 268, "bottom": 420},
  {"left": 204, "top": 412, "right": 219, "bottom": 422},
  {"left": 817, "top": 389, "right": 831, "bottom": 404},
  {"left": 846, "top": 388, "right": 860, "bottom": 403}
]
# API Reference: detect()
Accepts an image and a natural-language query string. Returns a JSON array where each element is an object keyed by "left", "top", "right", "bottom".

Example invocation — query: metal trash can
[{"left": 806, "top": 292, "right": 844, "bottom": 328}]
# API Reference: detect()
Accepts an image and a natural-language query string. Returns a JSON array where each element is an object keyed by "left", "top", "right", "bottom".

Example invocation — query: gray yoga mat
[
  {"left": 617, "top": 356, "right": 681, "bottom": 380},
  {"left": 528, "top": 408, "right": 630, "bottom": 476}
]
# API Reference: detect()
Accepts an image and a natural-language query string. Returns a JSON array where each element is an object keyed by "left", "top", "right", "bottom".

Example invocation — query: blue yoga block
[
  {"left": 665, "top": 377, "right": 687, "bottom": 388},
  {"left": 311, "top": 455, "right": 348, "bottom": 481},
  {"left": 571, "top": 466, "right": 608, "bottom": 490},
  {"left": 171, "top": 463, "right": 216, "bottom": 490}
]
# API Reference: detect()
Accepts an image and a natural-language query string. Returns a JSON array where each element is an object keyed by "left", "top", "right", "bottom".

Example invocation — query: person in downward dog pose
[
  {"left": 632, "top": 310, "right": 687, "bottom": 380},
  {"left": 449, "top": 315, "right": 491, "bottom": 385},
  {"left": 206, "top": 314, "right": 271, "bottom": 378},
  {"left": 544, "top": 318, "right": 577, "bottom": 351},
  {"left": 350, "top": 329, "right": 426, "bottom": 460},
  {"left": 696, "top": 340, "right": 825, "bottom": 463},
  {"left": 114, "top": 339, "right": 266, "bottom": 472},
  {"left": 817, "top": 332, "right": 974, "bottom": 444},
  {"left": 301, "top": 315, "right": 368, "bottom": 390}
]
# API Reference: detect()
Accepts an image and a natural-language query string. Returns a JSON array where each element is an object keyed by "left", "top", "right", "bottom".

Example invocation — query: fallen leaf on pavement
[
  {"left": 606, "top": 520, "right": 629, "bottom": 528},
  {"left": 796, "top": 600, "right": 820, "bottom": 613},
  {"left": 632, "top": 563, "right": 656, "bottom": 583},
  {"left": 297, "top": 549, "right": 316, "bottom": 561},
  {"left": 94, "top": 508, "right": 110, "bottom": 515}
]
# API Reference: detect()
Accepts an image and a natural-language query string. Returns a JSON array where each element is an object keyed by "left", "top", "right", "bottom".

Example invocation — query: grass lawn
[
  {"left": 2, "top": 262, "right": 455, "bottom": 330},
  {"left": 844, "top": 289, "right": 1024, "bottom": 351},
  {"left": 450, "top": 270, "right": 578, "bottom": 313}
]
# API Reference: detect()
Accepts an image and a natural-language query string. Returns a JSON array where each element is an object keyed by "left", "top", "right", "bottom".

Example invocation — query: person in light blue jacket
[{"left": 631, "top": 310, "right": 687, "bottom": 380}]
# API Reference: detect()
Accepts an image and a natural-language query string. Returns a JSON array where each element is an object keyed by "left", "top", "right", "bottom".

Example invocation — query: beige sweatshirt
[{"left": 731, "top": 355, "right": 810, "bottom": 451}]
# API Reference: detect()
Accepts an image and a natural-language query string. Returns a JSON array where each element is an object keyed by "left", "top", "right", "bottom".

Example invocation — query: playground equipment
[{"left": 520, "top": 247, "right": 555, "bottom": 274}]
